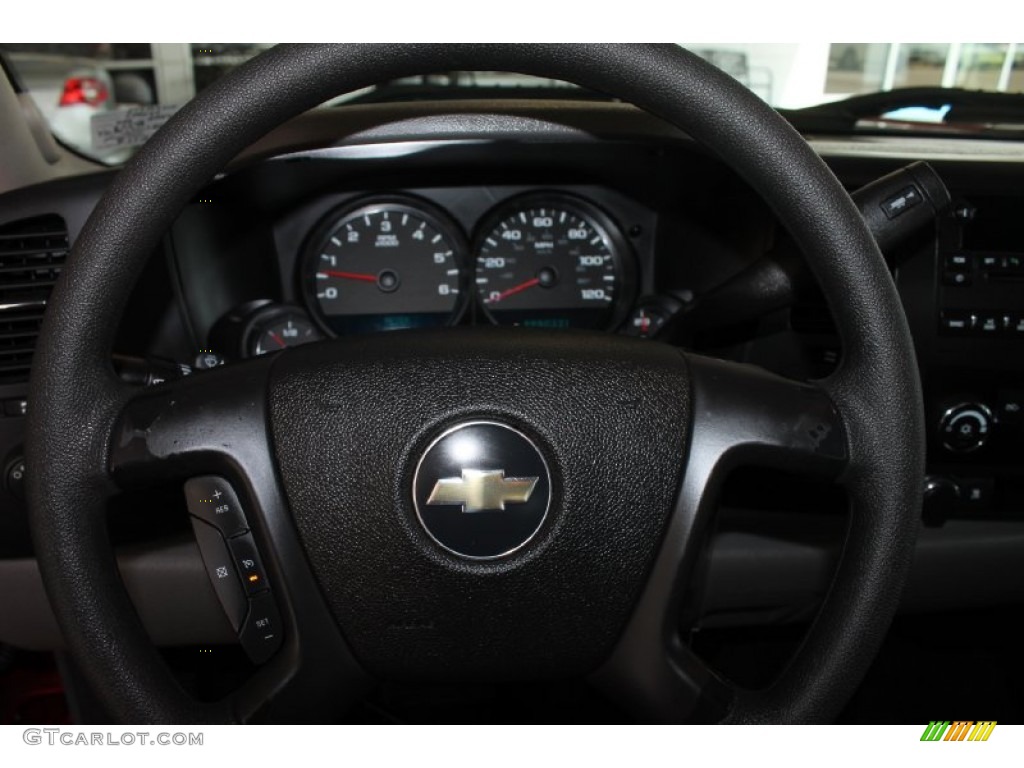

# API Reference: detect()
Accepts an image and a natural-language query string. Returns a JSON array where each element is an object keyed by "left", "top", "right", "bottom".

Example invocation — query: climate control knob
[{"left": 937, "top": 402, "right": 993, "bottom": 453}]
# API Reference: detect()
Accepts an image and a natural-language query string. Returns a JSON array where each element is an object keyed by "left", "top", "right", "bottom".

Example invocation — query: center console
[{"left": 900, "top": 193, "right": 1024, "bottom": 523}]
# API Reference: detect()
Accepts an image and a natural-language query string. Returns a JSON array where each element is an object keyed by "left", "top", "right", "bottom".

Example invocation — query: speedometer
[
  {"left": 474, "top": 195, "right": 632, "bottom": 330},
  {"left": 302, "top": 198, "right": 467, "bottom": 336}
]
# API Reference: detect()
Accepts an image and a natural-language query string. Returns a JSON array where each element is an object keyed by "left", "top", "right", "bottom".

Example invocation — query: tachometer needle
[
  {"left": 486, "top": 277, "right": 541, "bottom": 304},
  {"left": 269, "top": 331, "right": 287, "bottom": 349},
  {"left": 320, "top": 269, "right": 378, "bottom": 283}
]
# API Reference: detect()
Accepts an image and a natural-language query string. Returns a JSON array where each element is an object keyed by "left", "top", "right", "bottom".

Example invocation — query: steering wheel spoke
[
  {"left": 683, "top": 353, "right": 848, "bottom": 480},
  {"left": 108, "top": 358, "right": 369, "bottom": 722},
  {"left": 592, "top": 613, "right": 735, "bottom": 723},
  {"left": 592, "top": 353, "right": 849, "bottom": 722},
  {"left": 110, "top": 357, "right": 275, "bottom": 484}
]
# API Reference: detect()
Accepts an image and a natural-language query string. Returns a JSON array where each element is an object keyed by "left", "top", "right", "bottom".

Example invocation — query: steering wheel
[{"left": 25, "top": 44, "right": 924, "bottom": 724}]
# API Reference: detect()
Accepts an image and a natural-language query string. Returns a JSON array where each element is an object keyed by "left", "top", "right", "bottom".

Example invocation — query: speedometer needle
[
  {"left": 486, "top": 277, "right": 540, "bottom": 304},
  {"left": 320, "top": 269, "right": 378, "bottom": 283}
]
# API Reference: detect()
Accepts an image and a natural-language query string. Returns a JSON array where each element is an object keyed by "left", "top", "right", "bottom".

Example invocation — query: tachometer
[
  {"left": 474, "top": 195, "right": 632, "bottom": 330},
  {"left": 303, "top": 199, "right": 467, "bottom": 335}
]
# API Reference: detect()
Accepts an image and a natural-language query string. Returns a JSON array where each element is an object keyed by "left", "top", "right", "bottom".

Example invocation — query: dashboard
[
  {"left": 1, "top": 101, "right": 1023, "bottom": 653},
  {"left": 166, "top": 130, "right": 761, "bottom": 369}
]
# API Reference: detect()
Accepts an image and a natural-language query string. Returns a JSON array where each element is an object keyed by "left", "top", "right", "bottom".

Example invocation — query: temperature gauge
[
  {"left": 623, "top": 306, "right": 669, "bottom": 339},
  {"left": 621, "top": 296, "right": 684, "bottom": 340}
]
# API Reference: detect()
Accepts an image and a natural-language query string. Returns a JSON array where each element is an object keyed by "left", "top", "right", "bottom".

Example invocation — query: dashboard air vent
[{"left": 0, "top": 214, "right": 68, "bottom": 385}]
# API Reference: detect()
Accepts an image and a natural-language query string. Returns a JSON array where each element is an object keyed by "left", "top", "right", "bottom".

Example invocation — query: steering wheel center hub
[
  {"left": 267, "top": 328, "right": 691, "bottom": 679},
  {"left": 413, "top": 421, "right": 552, "bottom": 559}
]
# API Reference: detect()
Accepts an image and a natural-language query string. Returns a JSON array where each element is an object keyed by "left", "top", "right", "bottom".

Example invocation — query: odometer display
[
  {"left": 304, "top": 200, "right": 465, "bottom": 336},
  {"left": 474, "top": 196, "right": 628, "bottom": 330}
]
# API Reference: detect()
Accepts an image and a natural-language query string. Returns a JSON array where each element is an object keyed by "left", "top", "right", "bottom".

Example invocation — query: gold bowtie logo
[{"left": 427, "top": 469, "right": 538, "bottom": 513}]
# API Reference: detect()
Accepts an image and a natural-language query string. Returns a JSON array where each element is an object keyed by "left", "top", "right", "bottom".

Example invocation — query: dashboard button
[
  {"left": 184, "top": 476, "right": 249, "bottom": 538},
  {"left": 1003, "top": 314, "right": 1024, "bottom": 336},
  {"left": 942, "top": 270, "right": 972, "bottom": 287},
  {"left": 958, "top": 479, "right": 991, "bottom": 507},
  {"left": 975, "top": 313, "right": 1001, "bottom": 335},
  {"left": 997, "top": 254, "right": 1024, "bottom": 275},
  {"left": 5, "top": 457, "right": 25, "bottom": 501},
  {"left": 958, "top": 477, "right": 994, "bottom": 509},
  {"left": 954, "top": 204, "right": 977, "bottom": 221},
  {"left": 190, "top": 518, "right": 247, "bottom": 632},
  {"left": 227, "top": 533, "right": 270, "bottom": 595},
  {"left": 996, "top": 390, "right": 1024, "bottom": 426},
  {"left": 239, "top": 592, "right": 283, "bottom": 665},
  {"left": 3, "top": 398, "right": 28, "bottom": 417},
  {"left": 939, "top": 310, "right": 974, "bottom": 334},
  {"left": 945, "top": 253, "right": 972, "bottom": 270}
]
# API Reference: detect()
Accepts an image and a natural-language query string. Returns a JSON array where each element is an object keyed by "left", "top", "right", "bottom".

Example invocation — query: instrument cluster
[{"left": 300, "top": 191, "right": 636, "bottom": 339}]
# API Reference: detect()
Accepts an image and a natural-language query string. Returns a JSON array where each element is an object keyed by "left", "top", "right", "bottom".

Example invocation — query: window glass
[
  {"left": 825, "top": 43, "right": 890, "bottom": 94},
  {"left": 956, "top": 43, "right": 1010, "bottom": 90},
  {"left": 2, "top": 43, "right": 1023, "bottom": 167},
  {"left": 191, "top": 44, "right": 273, "bottom": 93},
  {"left": 892, "top": 44, "right": 949, "bottom": 88},
  {"left": 1009, "top": 46, "right": 1024, "bottom": 92},
  {"left": 0, "top": 43, "right": 156, "bottom": 163}
]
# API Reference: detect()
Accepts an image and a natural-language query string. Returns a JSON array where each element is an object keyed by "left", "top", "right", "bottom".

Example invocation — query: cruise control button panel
[
  {"left": 184, "top": 476, "right": 249, "bottom": 538},
  {"left": 184, "top": 476, "right": 283, "bottom": 664},
  {"left": 228, "top": 533, "right": 270, "bottom": 596},
  {"left": 239, "top": 592, "right": 284, "bottom": 665},
  {"left": 190, "top": 518, "right": 248, "bottom": 631}
]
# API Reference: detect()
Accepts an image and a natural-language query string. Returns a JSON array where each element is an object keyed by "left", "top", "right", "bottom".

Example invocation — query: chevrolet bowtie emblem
[{"left": 427, "top": 469, "right": 538, "bottom": 513}]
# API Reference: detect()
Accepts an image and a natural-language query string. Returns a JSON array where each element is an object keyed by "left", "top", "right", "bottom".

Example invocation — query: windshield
[{"left": 1, "top": 42, "right": 1022, "bottom": 165}]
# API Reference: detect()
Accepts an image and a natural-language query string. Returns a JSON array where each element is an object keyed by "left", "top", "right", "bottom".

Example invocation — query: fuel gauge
[{"left": 249, "top": 310, "right": 321, "bottom": 356}]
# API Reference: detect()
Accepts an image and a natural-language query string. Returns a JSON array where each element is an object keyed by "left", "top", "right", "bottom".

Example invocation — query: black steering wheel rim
[{"left": 26, "top": 43, "right": 924, "bottom": 724}]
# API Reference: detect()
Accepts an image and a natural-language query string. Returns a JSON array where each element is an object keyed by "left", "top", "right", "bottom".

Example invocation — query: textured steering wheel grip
[{"left": 25, "top": 44, "right": 924, "bottom": 723}]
